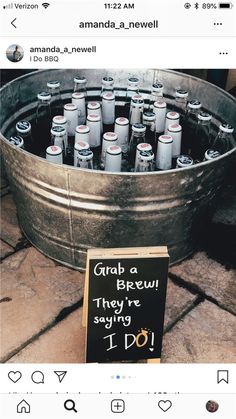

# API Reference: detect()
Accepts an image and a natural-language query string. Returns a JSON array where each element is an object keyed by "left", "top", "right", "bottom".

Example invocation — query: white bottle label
[
  {"left": 156, "top": 138, "right": 173, "bottom": 170},
  {"left": 64, "top": 108, "right": 78, "bottom": 136},
  {"left": 115, "top": 122, "right": 129, "bottom": 153},
  {"left": 72, "top": 97, "right": 86, "bottom": 125},
  {"left": 154, "top": 107, "right": 166, "bottom": 134},
  {"left": 102, "top": 98, "right": 115, "bottom": 125}
]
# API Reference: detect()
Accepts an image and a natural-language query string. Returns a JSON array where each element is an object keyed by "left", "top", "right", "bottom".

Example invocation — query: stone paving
[{"left": 0, "top": 190, "right": 236, "bottom": 363}]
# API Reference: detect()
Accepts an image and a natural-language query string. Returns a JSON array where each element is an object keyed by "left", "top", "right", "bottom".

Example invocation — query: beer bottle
[
  {"left": 149, "top": 83, "right": 164, "bottom": 108},
  {"left": 86, "top": 113, "right": 101, "bottom": 168},
  {"left": 129, "top": 95, "right": 144, "bottom": 126},
  {"left": 211, "top": 124, "right": 235, "bottom": 154},
  {"left": 75, "top": 125, "right": 90, "bottom": 145},
  {"left": 165, "top": 111, "right": 180, "bottom": 134},
  {"left": 105, "top": 145, "right": 122, "bottom": 172},
  {"left": 101, "top": 132, "right": 118, "bottom": 168},
  {"left": 16, "top": 120, "right": 33, "bottom": 152},
  {"left": 156, "top": 135, "right": 173, "bottom": 170},
  {"left": 142, "top": 111, "right": 156, "bottom": 150},
  {"left": 63, "top": 103, "right": 78, "bottom": 163},
  {"left": 46, "top": 145, "right": 63, "bottom": 165},
  {"left": 87, "top": 101, "right": 102, "bottom": 133},
  {"left": 77, "top": 149, "right": 93, "bottom": 169},
  {"left": 47, "top": 81, "right": 63, "bottom": 116},
  {"left": 136, "top": 150, "right": 154, "bottom": 172},
  {"left": 36, "top": 92, "right": 52, "bottom": 153},
  {"left": 50, "top": 126, "right": 66, "bottom": 157},
  {"left": 114, "top": 117, "right": 129, "bottom": 154},
  {"left": 52, "top": 115, "right": 68, "bottom": 153},
  {"left": 182, "top": 99, "right": 202, "bottom": 155},
  {"left": 167, "top": 123, "right": 182, "bottom": 164},
  {"left": 174, "top": 89, "right": 189, "bottom": 122},
  {"left": 72, "top": 92, "right": 86, "bottom": 125},
  {"left": 129, "top": 123, "right": 146, "bottom": 169},
  {"left": 102, "top": 92, "right": 115, "bottom": 131},
  {"left": 135, "top": 143, "right": 152, "bottom": 171},
  {"left": 101, "top": 76, "right": 114, "bottom": 95},
  {"left": 192, "top": 112, "right": 212, "bottom": 160},
  {"left": 74, "top": 76, "right": 87, "bottom": 96},
  {"left": 124, "top": 77, "right": 140, "bottom": 117},
  {"left": 153, "top": 99, "right": 167, "bottom": 136},
  {"left": 74, "top": 141, "right": 90, "bottom": 167}
]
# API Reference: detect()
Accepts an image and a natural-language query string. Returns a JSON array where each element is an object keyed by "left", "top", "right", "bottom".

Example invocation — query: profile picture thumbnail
[
  {"left": 6, "top": 44, "right": 24, "bottom": 63},
  {"left": 206, "top": 400, "right": 219, "bottom": 413}
]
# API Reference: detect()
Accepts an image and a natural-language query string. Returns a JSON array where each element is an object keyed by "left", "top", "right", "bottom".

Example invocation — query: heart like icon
[
  {"left": 158, "top": 400, "right": 172, "bottom": 412},
  {"left": 8, "top": 371, "right": 22, "bottom": 383}
]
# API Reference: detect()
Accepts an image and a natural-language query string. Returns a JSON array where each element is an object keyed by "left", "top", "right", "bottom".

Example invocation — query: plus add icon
[{"left": 111, "top": 399, "right": 125, "bottom": 413}]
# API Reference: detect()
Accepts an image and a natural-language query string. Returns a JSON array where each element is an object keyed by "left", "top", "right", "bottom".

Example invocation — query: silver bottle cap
[
  {"left": 188, "top": 100, "right": 202, "bottom": 110},
  {"left": 51, "top": 126, "right": 66, "bottom": 137},
  {"left": 78, "top": 149, "right": 93, "bottom": 161},
  {"left": 47, "top": 80, "right": 60, "bottom": 89},
  {"left": 139, "top": 150, "right": 154, "bottom": 161},
  {"left": 143, "top": 111, "right": 156, "bottom": 122},
  {"left": 177, "top": 155, "right": 194, "bottom": 167},
  {"left": 9, "top": 135, "right": 24, "bottom": 148},
  {"left": 132, "top": 123, "right": 146, "bottom": 133},
  {"left": 198, "top": 112, "right": 212, "bottom": 121},
  {"left": 74, "top": 76, "right": 87, "bottom": 84},
  {"left": 152, "top": 83, "right": 164, "bottom": 92},
  {"left": 102, "top": 76, "right": 114, "bottom": 85},
  {"left": 219, "top": 123, "right": 234, "bottom": 133},
  {"left": 205, "top": 149, "right": 221, "bottom": 160},
  {"left": 176, "top": 89, "right": 189, "bottom": 98},
  {"left": 16, "top": 120, "right": 31, "bottom": 134},
  {"left": 128, "top": 77, "right": 139, "bottom": 86},
  {"left": 37, "top": 91, "right": 51, "bottom": 101}
]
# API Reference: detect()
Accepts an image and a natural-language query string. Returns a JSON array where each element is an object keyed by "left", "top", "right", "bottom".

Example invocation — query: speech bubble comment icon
[{"left": 31, "top": 370, "right": 45, "bottom": 384}]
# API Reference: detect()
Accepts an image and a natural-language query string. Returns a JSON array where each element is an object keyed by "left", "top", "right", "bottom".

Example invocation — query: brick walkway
[{"left": 1, "top": 190, "right": 236, "bottom": 363}]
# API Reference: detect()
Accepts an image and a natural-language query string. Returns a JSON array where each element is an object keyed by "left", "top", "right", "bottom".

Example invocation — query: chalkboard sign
[{"left": 83, "top": 247, "right": 169, "bottom": 363}]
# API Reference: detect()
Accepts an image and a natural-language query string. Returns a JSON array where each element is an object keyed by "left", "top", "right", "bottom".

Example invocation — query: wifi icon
[{"left": 42, "top": 2, "right": 50, "bottom": 8}]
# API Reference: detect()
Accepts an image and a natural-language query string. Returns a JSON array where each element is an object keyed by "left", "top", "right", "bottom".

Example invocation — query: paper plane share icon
[{"left": 54, "top": 371, "right": 67, "bottom": 383}]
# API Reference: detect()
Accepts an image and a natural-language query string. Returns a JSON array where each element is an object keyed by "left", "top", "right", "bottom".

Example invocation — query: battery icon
[{"left": 218, "top": 2, "right": 233, "bottom": 7}]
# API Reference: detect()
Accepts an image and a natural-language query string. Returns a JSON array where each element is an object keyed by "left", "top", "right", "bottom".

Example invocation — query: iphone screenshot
[{"left": 0, "top": 0, "right": 236, "bottom": 418}]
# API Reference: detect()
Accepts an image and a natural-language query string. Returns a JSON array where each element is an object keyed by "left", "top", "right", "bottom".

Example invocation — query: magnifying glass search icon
[{"left": 64, "top": 399, "right": 78, "bottom": 413}]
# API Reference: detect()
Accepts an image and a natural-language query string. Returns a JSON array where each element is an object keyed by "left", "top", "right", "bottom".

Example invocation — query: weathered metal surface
[{"left": 0, "top": 69, "right": 235, "bottom": 270}]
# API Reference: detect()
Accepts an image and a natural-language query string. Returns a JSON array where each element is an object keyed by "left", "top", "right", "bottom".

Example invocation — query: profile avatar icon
[
  {"left": 6, "top": 44, "right": 24, "bottom": 62},
  {"left": 206, "top": 400, "right": 219, "bottom": 413}
]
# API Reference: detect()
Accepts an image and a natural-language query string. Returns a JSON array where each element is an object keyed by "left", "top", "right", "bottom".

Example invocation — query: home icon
[{"left": 17, "top": 399, "right": 31, "bottom": 413}]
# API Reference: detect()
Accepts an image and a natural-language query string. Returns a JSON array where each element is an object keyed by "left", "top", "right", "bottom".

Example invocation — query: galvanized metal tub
[{"left": 1, "top": 69, "right": 235, "bottom": 270}]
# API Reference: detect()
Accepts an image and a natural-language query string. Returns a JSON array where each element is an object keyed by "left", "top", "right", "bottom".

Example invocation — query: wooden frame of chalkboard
[{"left": 82, "top": 247, "right": 169, "bottom": 363}]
